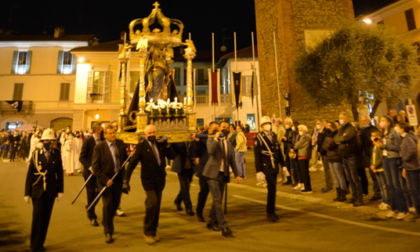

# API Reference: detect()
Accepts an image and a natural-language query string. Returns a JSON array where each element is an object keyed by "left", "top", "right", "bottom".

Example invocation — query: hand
[
  {"left": 106, "top": 180, "right": 113, "bottom": 188},
  {"left": 317, "top": 152, "right": 321, "bottom": 157},
  {"left": 256, "top": 171, "right": 265, "bottom": 183},
  {"left": 282, "top": 136, "right": 287, "bottom": 141},
  {"left": 214, "top": 132, "right": 221, "bottom": 139},
  {"left": 402, "top": 168, "right": 407, "bottom": 179},
  {"left": 24, "top": 196, "right": 31, "bottom": 204},
  {"left": 57, "top": 193, "right": 63, "bottom": 201},
  {"left": 89, "top": 167, "right": 95, "bottom": 175},
  {"left": 192, "top": 158, "right": 199, "bottom": 166},
  {"left": 130, "top": 151, "right": 134, "bottom": 157},
  {"left": 235, "top": 176, "right": 242, "bottom": 184},
  {"left": 343, "top": 133, "right": 347, "bottom": 136},
  {"left": 290, "top": 149, "right": 295, "bottom": 153},
  {"left": 122, "top": 180, "right": 130, "bottom": 194}
]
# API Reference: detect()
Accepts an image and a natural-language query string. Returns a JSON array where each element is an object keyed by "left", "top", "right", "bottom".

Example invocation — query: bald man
[{"left": 123, "top": 125, "right": 176, "bottom": 245}]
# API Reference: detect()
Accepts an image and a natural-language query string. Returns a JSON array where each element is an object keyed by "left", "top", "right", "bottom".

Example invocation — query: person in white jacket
[
  {"left": 28, "top": 131, "right": 42, "bottom": 161},
  {"left": 74, "top": 132, "right": 83, "bottom": 173},
  {"left": 63, "top": 133, "right": 79, "bottom": 176}
]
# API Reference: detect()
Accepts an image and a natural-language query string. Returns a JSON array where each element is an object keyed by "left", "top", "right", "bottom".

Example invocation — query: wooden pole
[
  {"left": 273, "top": 31, "right": 282, "bottom": 117},
  {"left": 234, "top": 32, "right": 239, "bottom": 126}
]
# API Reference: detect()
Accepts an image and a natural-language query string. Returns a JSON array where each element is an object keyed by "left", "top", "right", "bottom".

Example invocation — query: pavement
[{"left": 1, "top": 149, "right": 420, "bottom": 252}]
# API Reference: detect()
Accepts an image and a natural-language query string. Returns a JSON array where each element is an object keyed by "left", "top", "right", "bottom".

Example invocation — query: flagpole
[
  {"left": 252, "top": 32, "right": 260, "bottom": 131},
  {"left": 212, "top": 33, "right": 216, "bottom": 121},
  {"left": 273, "top": 31, "right": 282, "bottom": 117},
  {"left": 234, "top": 32, "right": 239, "bottom": 126}
]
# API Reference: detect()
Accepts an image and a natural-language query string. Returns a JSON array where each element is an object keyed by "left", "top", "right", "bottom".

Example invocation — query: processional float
[{"left": 116, "top": 2, "right": 197, "bottom": 144}]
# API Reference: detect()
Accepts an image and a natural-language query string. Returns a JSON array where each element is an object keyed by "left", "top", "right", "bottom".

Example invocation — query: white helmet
[
  {"left": 260, "top": 116, "right": 272, "bottom": 127},
  {"left": 41, "top": 128, "right": 56, "bottom": 141}
]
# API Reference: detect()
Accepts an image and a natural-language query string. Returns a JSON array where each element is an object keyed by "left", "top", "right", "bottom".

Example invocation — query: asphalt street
[{"left": 1, "top": 151, "right": 420, "bottom": 252}]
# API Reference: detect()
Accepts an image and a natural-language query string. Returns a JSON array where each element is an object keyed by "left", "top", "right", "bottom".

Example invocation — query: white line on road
[{"left": 233, "top": 195, "right": 420, "bottom": 237}]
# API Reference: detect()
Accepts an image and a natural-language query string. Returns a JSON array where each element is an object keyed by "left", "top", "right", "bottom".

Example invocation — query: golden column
[
  {"left": 183, "top": 40, "right": 197, "bottom": 132},
  {"left": 117, "top": 38, "right": 131, "bottom": 132},
  {"left": 136, "top": 39, "right": 149, "bottom": 134}
]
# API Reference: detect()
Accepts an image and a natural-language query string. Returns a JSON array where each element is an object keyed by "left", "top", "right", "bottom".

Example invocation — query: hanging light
[{"left": 95, "top": 109, "right": 99, "bottom": 120}]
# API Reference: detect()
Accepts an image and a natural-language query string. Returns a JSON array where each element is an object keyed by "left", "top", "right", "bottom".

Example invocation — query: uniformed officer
[
  {"left": 24, "top": 128, "right": 64, "bottom": 252},
  {"left": 123, "top": 125, "right": 176, "bottom": 245},
  {"left": 254, "top": 116, "right": 286, "bottom": 222}
]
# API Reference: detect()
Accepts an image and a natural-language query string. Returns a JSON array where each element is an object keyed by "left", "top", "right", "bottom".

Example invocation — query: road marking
[{"left": 233, "top": 195, "right": 420, "bottom": 237}]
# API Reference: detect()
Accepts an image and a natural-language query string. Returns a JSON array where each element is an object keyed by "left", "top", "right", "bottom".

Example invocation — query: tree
[{"left": 295, "top": 21, "right": 420, "bottom": 121}]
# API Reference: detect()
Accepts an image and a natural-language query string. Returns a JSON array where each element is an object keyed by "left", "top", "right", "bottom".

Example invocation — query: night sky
[{"left": 1, "top": 0, "right": 392, "bottom": 52}]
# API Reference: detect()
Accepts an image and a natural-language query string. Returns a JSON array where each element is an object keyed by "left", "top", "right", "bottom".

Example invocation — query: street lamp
[
  {"left": 95, "top": 109, "right": 99, "bottom": 120},
  {"left": 363, "top": 18, "right": 372, "bottom": 24},
  {"left": 78, "top": 57, "right": 85, "bottom": 63}
]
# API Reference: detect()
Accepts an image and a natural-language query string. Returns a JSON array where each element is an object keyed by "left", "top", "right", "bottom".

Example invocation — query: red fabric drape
[{"left": 211, "top": 72, "right": 218, "bottom": 104}]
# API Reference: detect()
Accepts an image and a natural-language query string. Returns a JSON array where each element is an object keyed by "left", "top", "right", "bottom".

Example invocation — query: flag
[
  {"left": 232, "top": 72, "right": 242, "bottom": 109},
  {"left": 125, "top": 80, "right": 139, "bottom": 130},
  {"left": 208, "top": 69, "right": 220, "bottom": 106},
  {"left": 250, "top": 71, "right": 255, "bottom": 107},
  {"left": 6, "top": 101, "right": 23, "bottom": 112}
]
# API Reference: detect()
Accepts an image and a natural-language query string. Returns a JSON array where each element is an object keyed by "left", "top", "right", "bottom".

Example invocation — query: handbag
[{"left": 289, "top": 151, "right": 296, "bottom": 159}]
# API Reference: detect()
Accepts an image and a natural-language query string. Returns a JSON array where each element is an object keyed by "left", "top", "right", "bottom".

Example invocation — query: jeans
[
  {"left": 375, "top": 171, "right": 390, "bottom": 205},
  {"left": 299, "top": 159, "right": 312, "bottom": 191},
  {"left": 342, "top": 155, "right": 363, "bottom": 201},
  {"left": 235, "top": 149, "right": 246, "bottom": 178},
  {"left": 322, "top": 156, "right": 333, "bottom": 189},
  {"left": 406, "top": 170, "right": 420, "bottom": 213},
  {"left": 366, "top": 156, "right": 381, "bottom": 197},
  {"left": 400, "top": 173, "right": 414, "bottom": 208},
  {"left": 174, "top": 168, "right": 194, "bottom": 209},
  {"left": 329, "top": 161, "right": 346, "bottom": 191},
  {"left": 382, "top": 156, "right": 408, "bottom": 213}
]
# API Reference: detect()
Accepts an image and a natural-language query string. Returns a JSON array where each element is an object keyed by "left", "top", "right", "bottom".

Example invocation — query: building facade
[{"left": 0, "top": 28, "right": 95, "bottom": 131}]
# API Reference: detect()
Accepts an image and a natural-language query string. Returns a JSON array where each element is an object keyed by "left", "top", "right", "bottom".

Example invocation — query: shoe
[
  {"left": 386, "top": 211, "right": 396, "bottom": 218},
  {"left": 353, "top": 199, "right": 364, "bottom": 207},
  {"left": 105, "top": 233, "right": 113, "bottom": 243},
  {"left": 379, "top": 203, "right": 391, "bottom": 211},
  {"left": 175, "top": 201, "right": 183, "bottom": 211},
  {"left": 91, "top": 219, "right": 99, "bottom": 226},
  {"left": 369, "top": 195, "right": 382, "bottom": 201},
  {"left": 197, "top": 213, "right": 205, "bottom": 222},
  {"left": 293, "top": 184, "right": 302, "bottom": 190},
  {"left": 396, "top": 212, "right": 408, "bottom": 220},
  {"left": 207, "top": 223, "right": 220, "bottom": 231},
  {"left": 153, "top": 235, "right": 160, "bottom": 242},
  {"left": 116, "top": 209, "right": 125, "bottom": 216},
  {"left": 333, "top": 188, "right": 341, "bottom": 201},
  {"left": 186, "top": 208, "right": 195, "bottom": 216},
  {"left": 282, "top": 181, "right": 292, "bottom": 186},
  {"left": 221, "top": 227, "right": 233, "bottom": 237},
  {"left": 291, "top": 183, "right": 298, "bottom": 187},
  {"left": 267, "top": 213, "right": 279, "bottom": 222},
  {"left": 321, "top": 188, "right": 332, "bottom": 193},
  {"left": 77, "top": 169, "right": 82, "bottom": 173},
  {"left": 38, "top": 246, "right": 46, "bottom": 251},
  {"left": 309, "top": 167, "right": 317, "bottom": 172},
  {"left": 409, "top": 207, "right": 416, "bottom": 213},
  {"left": 144, "top": 234, "right": 156, "bottom": 245},
  {"left": 338, "top": 189, "right": 347, "bottom": 202},
  {"left": 301, "top": 189, "right": 313, "bottom": 194},
  {"left": 404, "top": 212, "right": 419, "bottom": 222}
]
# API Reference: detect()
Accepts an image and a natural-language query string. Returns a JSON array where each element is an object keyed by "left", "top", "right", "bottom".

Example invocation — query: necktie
[
  {"left": 266, "top": 133, "right": 273, "bottom": 143},
  {"left": 221, "top": 139, "right": 228, "bottom": 177},
  {"left": 111, "top": 143, "right": 120, "bottom": 173},
  {"left": 150, "top": 142, "right": 161, "bottom": 166}
]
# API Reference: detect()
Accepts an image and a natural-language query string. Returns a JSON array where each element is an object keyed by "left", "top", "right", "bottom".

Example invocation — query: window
[
  {"left": 86, "top": 71, "right": 111, "bottom": 103},
  {"left": 197, "top": 90, "right": 207, "bottom": 95},
  {"left": 13, "top": 83, "right": 24, "bottom": 100},
  {"left": 6, "top": 122, "right": 23, "bottom": 131},
  {"left": 405, "top": 9, "right": 417, "bottom": 31},
  {"left": 129, "top": 71, "right": 139, "bottom": 93},
  {"left": 174, "top": 67, "right": 181, "bottom": 85},
  {"left": 196, "top": 69, "right": 204, "bottom": 85},
  {"left": 12, "top": 51, "right": 32, "bottom": 74},
  {"left": 57, "top": 50, "right": 76, "bottom": 74},
  {"left": 197, "top": 118, "right": 204, "bottom": 127},
  {"left": 247, "top": 114, "right": 256, "bottom": 130},
  {"left": 60, "top": 83, "right": 70, "bottom": 101},
  {"left": 242, "top": 75, "right": 251, "bottom": 97}
]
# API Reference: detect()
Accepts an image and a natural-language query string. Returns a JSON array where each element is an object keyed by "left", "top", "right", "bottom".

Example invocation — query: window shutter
[
  {"left": 25, "top": 51, "right": 32, "bottom": 74},
  {"left": 86, "top": 71, "right": 93, "bottom": 103},
  {"left": 406, "top": 9, "right": 417, "bottom": 31},
  {"left": 104, "top": 71, "right": 111, "bottom": 102},
  {"left": 11, "top": 51, "right": 18, "bottom": 74},
  {"left": 57, "top": 50, "right": 64, "bottom": 73},
  {"left": 13, "top": 83, "right": 24, "bottom": 100},
  {"left": 60, "top": 83, "right": 70, "bottom": 101},
  {"left": 71, "top": 54, "right": 76, "bottom": 74}
]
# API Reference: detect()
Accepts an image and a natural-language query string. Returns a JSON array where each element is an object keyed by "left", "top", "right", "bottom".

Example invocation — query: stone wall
[{"left": 254, "top": 0, "right": 355, "bottom": 128}]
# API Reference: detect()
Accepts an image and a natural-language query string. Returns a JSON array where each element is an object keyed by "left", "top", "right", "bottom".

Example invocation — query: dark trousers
[
  {"left": 359, "top": 168, "right": 368, "bottom": 195},
  {"left": 407, "top": 170, "right": 420, "bottom": 213},
  {"left": 343, "top": 155, "right": 363, "bottom": 201},
  {"left": 292, "top": 158, "right": 302, "bottom": 183},
  {"left": 366, "top": 156, "right": 381, "bottom": 197},
  {"left": 144, "top": 187, "right": 163, "bottom": 236},
  {"left": 265, "top": 173, "right": 278, "bottom": 214},
  {"left": 207, "top": 172, "right": 228, "bottom": 229},
  {"left": 100, "top": 174, "right": 122, "bottom": 235},
  {"left": 322, "top": 156, "right": 333, "bottom": 189},
  {"left": 196, "top": 177, "right": 210, "bottom": 215},
  {"left": 10, "top": 149, "right": 17, "bottom": 160},
  {"left": 85, "top": 175, "right": 99, "bottom": 220},
  {"left": 175, "top": 168, "right": 194, "bottom": 209},
  {"left": 299, "top": 159, "right": 312, "bottom": 191},
  {"left": 31, "top": 192, "right": 55, "bottom": 250},
  {"left": 287, "top": 154, "right": 299, "bottom": 184}
]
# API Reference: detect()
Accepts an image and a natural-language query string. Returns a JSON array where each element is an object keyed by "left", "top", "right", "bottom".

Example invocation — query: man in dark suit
[
  {"left": 79, "top": 123, "right": 104, "bottom": 226},
  {"left": 203, "top": 122, "right": 241, "bottom": 237},
  {"left": 191, "top": 122, "right": 216, "bottom": 222},
  {"left": 172, "top": 141, "right": 199, "bottom": 216},
  {"left": 92, "top": 125, "right": 128, "bottom": 244},
  {"left": 24, "top": 128, "right": 64, "bottom": 252},
  {"left": 123, "top": 125, "right": 175, "bottom": 245},
  {"left": 254, "top": 116, "right": 286, "bottom": 222}
]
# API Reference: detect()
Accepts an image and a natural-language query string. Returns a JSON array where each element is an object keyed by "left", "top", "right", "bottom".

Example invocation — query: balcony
[
  {"left": 0, "top": 101, "right": 33, "bottom": 115},
  {"left": 179, "top": 94, "right": 232, "bottom": 105}
]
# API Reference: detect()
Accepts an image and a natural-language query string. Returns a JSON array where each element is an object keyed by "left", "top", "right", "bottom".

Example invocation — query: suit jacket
[
  {"left": 25, "top": 148, "right": 64, "bottom": 199},
  {"left": 92, "top": 139, "right": 128, "bottom": 187},
  {"left": 254, "top": 131, "right": 285, "bottom": 175},
  {"left": 202, "top": 137, "right": 239, "bottom": 181},
  {"left": 79, "top": 135, "right": 104, "bottom": 178},
  {"left": 125, "top": 140, "right": 176, "bottom": 191},
  {"left": 171, "top": 142, "right": 194, "bottom": 174},
  {"left": 191, "top": 130, "right": 210, "bottom": 178}
]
